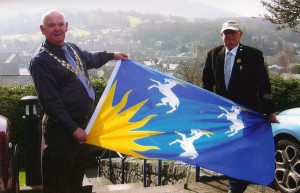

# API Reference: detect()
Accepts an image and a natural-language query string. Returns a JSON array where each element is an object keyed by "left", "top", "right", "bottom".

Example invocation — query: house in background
[
  {"left": 0, "top": 53, "right": 31, "bottom": 85},
  {"left": 0, "top": 54, "right": 20, "bottom": 75},
  {"left": 268, "top": 64, "right": 284, "bottom": 75}
]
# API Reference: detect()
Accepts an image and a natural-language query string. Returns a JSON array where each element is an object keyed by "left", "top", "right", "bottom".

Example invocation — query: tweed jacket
[{"left": 202, "top": 44, "right": 275, "bottom": 114}]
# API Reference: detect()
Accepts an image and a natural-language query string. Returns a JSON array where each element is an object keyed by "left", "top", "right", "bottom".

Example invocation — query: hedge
[
  {"left": 0, "top": 78, "right": 108, "bottom": 166},
  {"left": 270, "top": 76, "right": 300, "bottom": 112}
]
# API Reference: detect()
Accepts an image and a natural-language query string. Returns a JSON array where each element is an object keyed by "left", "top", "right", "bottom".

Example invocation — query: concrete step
[
  {"left": 88, "top": 176, "right": 114, "bottom": 192},
  {"left": 91, "top": 182, "right": 278, "bottom": 193},
  {"left": 20, "top": 185, "right": 42, "bottom": 193},
  {"left": 87, "top": 176, "right": 144, "bottom": 192},
  {"left": 93, "top": 182, "right": 144, "bottom": 193},
  {"left": 82, "top": 175, "right": 93, "bottom": 193},
  {"left": 87, "top": 176, "right": 279, "bottom": 193},
  {"left": 20, "top": 175, "right": 93, "bottom": 193}
]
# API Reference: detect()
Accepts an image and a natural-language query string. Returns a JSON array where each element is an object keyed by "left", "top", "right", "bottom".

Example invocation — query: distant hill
[
  {"left": 2, "top": 0, "right": 300, "bottom": 60},
  {"left": 80, "top": 0, "right": 242, "bottom": 19},
  {"left": 0, "top": 0, "right": 241, "bottom": 20}
]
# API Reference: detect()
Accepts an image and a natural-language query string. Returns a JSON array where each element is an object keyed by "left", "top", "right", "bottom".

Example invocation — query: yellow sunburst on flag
[{"left": 86, "top": 81, "right": 163, "bottom": 158}]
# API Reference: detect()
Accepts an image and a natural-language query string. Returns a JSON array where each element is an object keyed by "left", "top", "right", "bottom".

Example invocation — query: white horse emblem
[
  {"left": 218, "top": 105, "right": 245, "bottom": 137},
  {"left": 169, "top": 129, "right": 213, "bottom": 160},
  {"left": 148, "top": 78, "right": 184, "bottom": 114}
]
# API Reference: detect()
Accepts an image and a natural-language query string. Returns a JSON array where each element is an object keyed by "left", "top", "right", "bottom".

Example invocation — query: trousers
[
  {"left": 228, "top": 177, "right": 249, "bottom": 193},
  {"left": 41, "top": 115, "right": 89, "bottom": 193}
]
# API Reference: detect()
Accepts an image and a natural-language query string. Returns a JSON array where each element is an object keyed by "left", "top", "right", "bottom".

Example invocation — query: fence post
[
  {"left": 143, "top": 160, "right": 147, "bottom": 187},
  {"left": 109, "top": 151, "right": 113, "bottom": 182},
  {"left": 157, "top": 160, "right": 162, "bottom": 186},
  {"left": 21, "top": 95, "right": 42, "bottom": 186},
  {"left": 196, "top": 166, "right": 201, "bottom": 182}
]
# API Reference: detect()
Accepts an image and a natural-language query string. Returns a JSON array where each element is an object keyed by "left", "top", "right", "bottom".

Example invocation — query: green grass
[{"left": 19, "top": 169, "right": 26, "bottom": 186}]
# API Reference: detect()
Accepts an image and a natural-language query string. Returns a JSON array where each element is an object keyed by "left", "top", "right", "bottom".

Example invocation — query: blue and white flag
[{"left": 86, "top": 59, "right": 275, "bottom": 185}]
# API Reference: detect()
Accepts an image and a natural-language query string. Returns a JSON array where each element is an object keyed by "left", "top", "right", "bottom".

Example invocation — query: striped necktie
[{"left": 61, "top": 45, "right": 95, "bottom": 100}]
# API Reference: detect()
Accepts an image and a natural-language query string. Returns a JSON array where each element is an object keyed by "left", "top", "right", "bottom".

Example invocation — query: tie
[
  {"left": 224, "top": 52, "right": 232, "bottom": 90},
  {"left": 61, "top": 45, "right": 95, "bottom": 100}
]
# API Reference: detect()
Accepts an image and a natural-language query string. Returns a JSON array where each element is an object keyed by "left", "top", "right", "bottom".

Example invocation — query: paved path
[
  {"left": 87, "top": 176, "right": 279, "bottom": 193},
  {"left": 85, "top": 166, "right": 279, "bottom": 193}
]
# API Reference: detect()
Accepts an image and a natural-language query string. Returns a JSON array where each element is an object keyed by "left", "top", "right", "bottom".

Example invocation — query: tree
[
  {"left": 261, "top": 0, "right": 300, "bottom": 32},
  {"left": 174, "top": 61, "right": 203, "bottom": 87}
]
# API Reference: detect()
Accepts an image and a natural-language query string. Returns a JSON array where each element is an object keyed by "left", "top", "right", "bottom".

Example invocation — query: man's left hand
[{"left": 267, "top": 113, "right": 280, "bottom": 123}]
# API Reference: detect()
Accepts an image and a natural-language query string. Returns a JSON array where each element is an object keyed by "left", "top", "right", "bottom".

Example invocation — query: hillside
[{"left": 1, "top": 8, "right": 300, "bottom": 71}]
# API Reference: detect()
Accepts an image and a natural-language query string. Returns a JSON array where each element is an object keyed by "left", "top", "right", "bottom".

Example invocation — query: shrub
[
  {"left": 270, "top": 76, "right": 300, "bottom": 112},
  {"left": 0, "top": 78, "right": 108, "bottom": 166}
]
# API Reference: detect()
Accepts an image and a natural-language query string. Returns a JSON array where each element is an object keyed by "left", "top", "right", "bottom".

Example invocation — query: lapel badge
[{"left": 236, "top": 59, "right": 242, "bottom": 70}]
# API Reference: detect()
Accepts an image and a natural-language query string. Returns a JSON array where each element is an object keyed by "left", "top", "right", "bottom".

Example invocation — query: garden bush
[{"left": 0, "top": 78, "right": 108, "bottom": 166}]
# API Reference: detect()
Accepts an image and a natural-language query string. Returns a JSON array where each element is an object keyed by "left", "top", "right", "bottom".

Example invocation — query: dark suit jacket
[{"left": 202, "top": 44, "right": 275, "bottom": 114}]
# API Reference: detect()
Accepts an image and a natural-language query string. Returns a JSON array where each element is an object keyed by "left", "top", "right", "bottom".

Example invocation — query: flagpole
[{"left": 85, "top": 60, "right": 122, "bottom": 134}]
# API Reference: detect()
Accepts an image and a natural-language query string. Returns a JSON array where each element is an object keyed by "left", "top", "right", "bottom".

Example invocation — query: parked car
[
  {"left": 272, "top": 107, "right": 300, "bottom": 193},
  {"left": 0, "top": 115, "right": 19, "bottom": 193}
]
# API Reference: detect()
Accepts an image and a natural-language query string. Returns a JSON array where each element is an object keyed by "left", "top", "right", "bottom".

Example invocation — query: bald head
[
  {"left": 40, "top": 10, "right": 68, "bottom": 46},
  {"left": 41, "top": 10, "right": 66, "bottom": 25}
]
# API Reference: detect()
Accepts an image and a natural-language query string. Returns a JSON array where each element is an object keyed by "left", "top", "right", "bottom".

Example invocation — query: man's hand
[
  {"left": 114, "top": 52, "right": 128, "bottom": 60},
  {"left": 72, "top": 127, "right": 88, "bottom": 143},
  {"left": 267, "top": 113, "right": 280, "bottom": 123}
]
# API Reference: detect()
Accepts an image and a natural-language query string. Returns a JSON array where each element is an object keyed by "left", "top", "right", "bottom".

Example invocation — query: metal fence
[{"left": 95, "top": 149, "right": 201, "bottom": 187}]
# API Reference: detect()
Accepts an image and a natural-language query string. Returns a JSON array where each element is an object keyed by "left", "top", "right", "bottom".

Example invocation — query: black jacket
[
  {"left": 30, "top": 40, "right": 114, "bottom": 133},
  {"left": 202, "top": 44, "right": 275, "bottom": 114}
]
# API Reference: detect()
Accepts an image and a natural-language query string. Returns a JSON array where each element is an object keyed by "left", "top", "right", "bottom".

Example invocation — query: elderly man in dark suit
[
  {"left": 202, "top": 20, "right": 279, "bottom": 193},
  {"left": 30, "top": 10, "right": 128, "bottom": 193}
]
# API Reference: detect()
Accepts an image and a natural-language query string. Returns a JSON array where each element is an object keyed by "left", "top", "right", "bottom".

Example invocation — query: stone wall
[{"left": 99, "top": 157, "right": 221, "bottom": 187}]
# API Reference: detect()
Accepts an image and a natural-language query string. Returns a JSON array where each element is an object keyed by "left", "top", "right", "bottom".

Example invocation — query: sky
[
  {"left": 0, "top": 0, "right": 269, "bottom": 18},
  {"left": 194, "top": 0, "right": 268, "bottom": 17}
]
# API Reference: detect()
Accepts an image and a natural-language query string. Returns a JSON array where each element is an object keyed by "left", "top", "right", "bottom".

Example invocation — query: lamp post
[{"left": 21, "top": 95, "right": 42, "bottom": 186}]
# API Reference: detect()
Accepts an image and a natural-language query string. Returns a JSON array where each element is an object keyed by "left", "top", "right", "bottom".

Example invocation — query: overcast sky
[
  {"left": 193, "top": 0, "right": 267, "bottom": 17},
  {"left": 0, "top": 0, "right": 269, "bottom": 18}
]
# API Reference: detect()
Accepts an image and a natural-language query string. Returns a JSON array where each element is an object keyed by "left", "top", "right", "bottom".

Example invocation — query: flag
[{"left": 85, "top": 59, "right": 275, "bottom": 185}]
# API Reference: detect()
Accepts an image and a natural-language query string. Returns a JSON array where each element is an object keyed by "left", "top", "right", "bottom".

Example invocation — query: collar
[
  {"left": 43, "top": 39, "right": 66, "bottom": 51},
  {"left": 225, "top": 44, "right": 239, "bottom": 56}
]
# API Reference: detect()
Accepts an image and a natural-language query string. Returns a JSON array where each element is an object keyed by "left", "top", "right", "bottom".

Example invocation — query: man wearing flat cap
[{"left": 202, "top": 20, "right": 279, "bottom": 193}]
